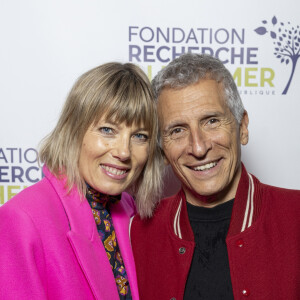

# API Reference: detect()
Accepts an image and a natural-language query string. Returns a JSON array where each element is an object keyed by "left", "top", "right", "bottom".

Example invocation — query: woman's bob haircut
[{"left": 39, "top": 62, "right": 163, "bottom": 218}]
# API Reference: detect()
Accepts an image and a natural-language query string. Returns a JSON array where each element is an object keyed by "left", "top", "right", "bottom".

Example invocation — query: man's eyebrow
[
  {"left": 162, "top": 111, "right": 225, "bottom": 132},
  {"left": 202, "top": 112, "right": 223, "bottom": 118},
  {"left": 163, "top": 121, "right": 186, "bottom": 133}
]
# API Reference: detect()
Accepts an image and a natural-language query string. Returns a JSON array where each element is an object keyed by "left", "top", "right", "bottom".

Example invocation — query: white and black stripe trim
[
  {"left": 129, "top": 215, "right": 135, "bottom": 245},
  {"left": 173, "top": 173, "right": 255, "bottom": 237},
  {"left": 241, "top": 173, "right": 255, "bottom": 232},
  {"left": 173, "top": 198, "right": 183, "bottom": 239}
]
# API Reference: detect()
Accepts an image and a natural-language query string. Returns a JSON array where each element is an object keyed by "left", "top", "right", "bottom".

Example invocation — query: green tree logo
[{"left": 255, "top": 16, "right": 300, "bottom": 94}]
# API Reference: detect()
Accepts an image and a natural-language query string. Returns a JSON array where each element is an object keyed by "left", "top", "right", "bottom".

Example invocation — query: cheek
[
  {"left": 211, "top": 128, "right": 228, "bottom": 141},
  {"left": 85, "top": 138, "right": 110, "bottom": 159},
  {"left": 133, "top": 145, "right": 150, "bottom": 169},
  {"left": 80, "top": 143, "right": 95, "bottom": 163},
  {"left": 212, "top": 130, "right": 235, "bottom": 149},
  {"left": 221, "top": 131, "right": 241, "bottom": 164},
  {"left": 164, "top": 140, "right": 185, "bottom": 162},
  {"left": 78, "top": 150, "right": 88, "bottom": 180},
  {"left": 79, "top": 144, "right": 94, "bottom": 174},
  {"left": 79, "top": 144, "right": 88, "bottom": 166}
]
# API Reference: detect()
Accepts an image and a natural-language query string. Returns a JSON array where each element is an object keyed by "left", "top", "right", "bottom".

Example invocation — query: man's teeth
[
  {"left": 193, "top": 161, "right": 217, "bottom": 171},
  {"left": 101, "top": 165, "right": 127, "bottom": 175}
]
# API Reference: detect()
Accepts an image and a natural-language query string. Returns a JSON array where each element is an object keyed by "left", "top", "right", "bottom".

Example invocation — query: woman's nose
[{"left": 112, "top": 138, "right": 131, "bottom": 161}]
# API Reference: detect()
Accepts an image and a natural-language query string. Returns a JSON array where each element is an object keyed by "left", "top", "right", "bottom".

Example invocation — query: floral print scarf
[{"left": 86, "top": 185, "right": 132, "bottom": 299}]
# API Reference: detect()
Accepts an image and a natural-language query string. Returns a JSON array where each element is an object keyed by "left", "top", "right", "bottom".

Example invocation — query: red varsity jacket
[{"left": 130, "top": 164, "right": 300, "bottom": 300}]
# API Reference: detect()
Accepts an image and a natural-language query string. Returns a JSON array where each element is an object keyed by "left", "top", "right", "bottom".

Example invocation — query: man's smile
[{"left": 187, "top": 159, "right": 220, "bottom": 171}]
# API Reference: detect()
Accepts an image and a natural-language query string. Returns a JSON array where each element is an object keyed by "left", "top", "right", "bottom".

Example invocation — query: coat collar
[
  {"left": 111, "top": 196, "right": 139, "bottom": 300},
  {"left": 171, "top": 163, "right": 262, "bottom": 241},
  {"left": 43, "top": 166, "right": 138, "bottom": 300}
]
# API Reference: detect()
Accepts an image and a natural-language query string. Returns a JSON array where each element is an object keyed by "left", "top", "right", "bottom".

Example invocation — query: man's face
[{"left": 158, "top": 79, "right": 249, "bottom": 206}]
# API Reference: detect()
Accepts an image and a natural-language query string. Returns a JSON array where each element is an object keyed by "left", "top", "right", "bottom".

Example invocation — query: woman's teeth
[{"left": 101, "top": 165, "right": 127, "bottom": 175}]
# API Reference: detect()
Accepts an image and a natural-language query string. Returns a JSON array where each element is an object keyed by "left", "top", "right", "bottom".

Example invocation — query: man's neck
[
  {"left": 185, "top": 191, "right": 234, "bottom": 208},
  {"left": 183, "top": 165, "right": 242, "bottom": 208}
]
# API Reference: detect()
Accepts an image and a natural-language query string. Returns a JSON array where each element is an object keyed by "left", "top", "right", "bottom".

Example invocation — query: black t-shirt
[{"left": 184, "top": 200, "right": 234, "bottom": 300}]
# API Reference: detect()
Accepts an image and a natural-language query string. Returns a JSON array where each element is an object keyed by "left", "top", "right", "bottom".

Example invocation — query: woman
[{"left": 0, "top": 62, "right": 162, "bottom": 299}]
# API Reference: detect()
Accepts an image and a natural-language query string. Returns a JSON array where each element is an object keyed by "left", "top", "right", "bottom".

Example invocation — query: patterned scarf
[{"left": 86, "top": 185, "right": 132, "bottom": 299}]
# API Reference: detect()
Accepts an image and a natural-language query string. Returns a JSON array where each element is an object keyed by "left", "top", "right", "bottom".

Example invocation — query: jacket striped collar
[{"left": 172, "top": 164, "right": 260, "bottom": 240}]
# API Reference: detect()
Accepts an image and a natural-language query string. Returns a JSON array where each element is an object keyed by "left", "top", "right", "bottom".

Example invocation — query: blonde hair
[{"left": 39, "top": 62, "right": 163, "bottom": 218}]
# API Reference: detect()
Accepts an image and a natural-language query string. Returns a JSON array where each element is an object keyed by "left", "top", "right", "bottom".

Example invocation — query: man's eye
[
  {"left": 133, "top": 133, "right": 148, "bottom": 142},
  {"left": 99, "top": 127, "right": 114, "bottom": 134},
  {"left": 207, "top": 118, "right": 220, "bottom": 127},
  {"left": 171, "top": 128, "right": 183, "bottom": 135},
  {"left": 169, "top": 128, "right": 186, "bottom": 139}
]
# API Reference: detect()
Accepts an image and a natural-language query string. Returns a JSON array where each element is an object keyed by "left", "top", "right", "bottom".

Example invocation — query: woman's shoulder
[{"left": 0, "top": 176, "right": 61, "bottom": 221}]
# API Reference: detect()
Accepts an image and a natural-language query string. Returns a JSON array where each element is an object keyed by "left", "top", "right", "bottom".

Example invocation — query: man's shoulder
[
  {"left": 130, "top": 192, "right": 183, "bottom": 252},
  {"left": 262, "top": 182, "right": 300, "bottom": 201},
  {"left": 259, "top": 182, "right": 300, "bottom": 219},
  {"left": 132, "top": 192, "right": 180, "bottom": 229},
  {"left": 245, "top": 167, "right": 300, "bottom": 207}
]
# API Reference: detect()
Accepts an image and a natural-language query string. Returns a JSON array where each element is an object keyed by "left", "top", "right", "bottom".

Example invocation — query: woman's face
[{"left": 79, "top": 116, "right": 150, "bottom": 195}]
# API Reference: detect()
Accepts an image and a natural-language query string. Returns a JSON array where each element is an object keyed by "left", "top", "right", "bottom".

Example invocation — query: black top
[{"left": 184, "top": 199, "right": 234, "bottom": 300}]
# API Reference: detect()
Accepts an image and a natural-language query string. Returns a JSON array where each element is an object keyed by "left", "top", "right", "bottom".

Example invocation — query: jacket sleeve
[{"left": 0, "top": 203, "right": 48, "bottom": 299}]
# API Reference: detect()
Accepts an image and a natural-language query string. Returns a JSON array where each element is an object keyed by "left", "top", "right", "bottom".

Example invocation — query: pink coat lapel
[
  {"left": 45, "top": 168, "right": 119, "bottom": 299},
  {"left": 111, "top": 194, "right": 139, "bottom": 300}
]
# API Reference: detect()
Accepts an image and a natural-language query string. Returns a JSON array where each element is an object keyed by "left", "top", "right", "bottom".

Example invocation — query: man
[{"left": 130, "top": 53, "right": 300, "bottom": 300}]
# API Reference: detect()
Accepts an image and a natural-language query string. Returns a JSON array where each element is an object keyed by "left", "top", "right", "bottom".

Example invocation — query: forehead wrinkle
[{"left": 158, "top": 79, "right": 229, "bottom": 131}]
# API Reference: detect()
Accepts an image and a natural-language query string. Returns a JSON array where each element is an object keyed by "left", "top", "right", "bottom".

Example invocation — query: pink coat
[{"left": 0, "top": 166, "right": 139, "bottom": 299}]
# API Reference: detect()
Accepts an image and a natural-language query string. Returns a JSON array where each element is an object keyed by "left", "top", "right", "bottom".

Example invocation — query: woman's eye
[
  {"left": 99, "top": 127, "right": 114, "bottom": 134},
  {"left": 133, "top": 133, "right": 148, "bottom": 142}
]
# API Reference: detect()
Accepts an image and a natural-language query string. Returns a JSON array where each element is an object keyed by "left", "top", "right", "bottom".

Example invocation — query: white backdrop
[{"left": 1, "top": 0, "right": 300, "bottom": 204}]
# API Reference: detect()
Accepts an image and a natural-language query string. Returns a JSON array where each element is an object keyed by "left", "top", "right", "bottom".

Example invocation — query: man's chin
[{"left": 183, "top": 186, "right": 221, "bottom": 206}]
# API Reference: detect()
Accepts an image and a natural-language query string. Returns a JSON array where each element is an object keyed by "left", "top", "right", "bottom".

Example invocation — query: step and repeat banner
[{"left": 1, "top": 0, "right": 300, "bottom": 204}]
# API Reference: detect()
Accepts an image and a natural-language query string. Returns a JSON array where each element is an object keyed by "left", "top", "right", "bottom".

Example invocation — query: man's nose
[{"left": 188, "top": 128, "right": 212, "bottom": 158}]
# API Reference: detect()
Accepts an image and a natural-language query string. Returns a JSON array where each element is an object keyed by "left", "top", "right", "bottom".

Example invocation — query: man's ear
[
  {"left": 164, "top": 156, "right": 170, "bottom": 166},
  {"left": 240, "top": 110, "right": 249, "bottom": 146}
]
